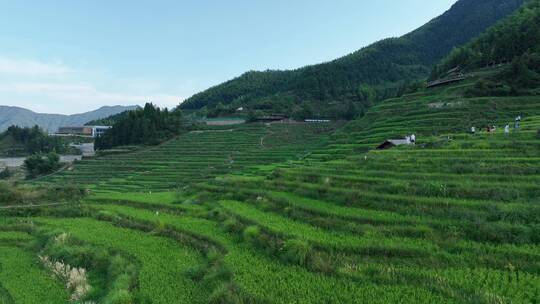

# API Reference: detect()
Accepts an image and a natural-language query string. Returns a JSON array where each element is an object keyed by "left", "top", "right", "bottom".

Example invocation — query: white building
[{"left": 88, "top": 126, "right": 112, "bottom": 137}]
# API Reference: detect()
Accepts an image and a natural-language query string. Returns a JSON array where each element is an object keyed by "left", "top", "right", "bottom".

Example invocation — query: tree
[
  {"left": 1, "top": 125, "right": 67, "bottom": 155},
  {"left": 95, "top": 103, "right": 187, "bottom": 150},
  {"left": 24, "top": 152, "right": 61, "bottom": 177},
  {"left": 342, "top": 101, "right": 359, "bottom": 121},
  {"left": 291, "top": 102, "right": 314, "bottom": 121}
]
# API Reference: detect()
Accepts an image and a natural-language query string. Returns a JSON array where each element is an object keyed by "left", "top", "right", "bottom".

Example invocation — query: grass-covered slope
[
  {"left": 180, "top": 0, "right": 525, "bottom": 118},
  {"left": 2, "top": 70, "right": 539, "bottom": 303},
  {"left": 3, "top": 7, "right": 540, "bottom": 300},
  {"left": 189, "top": 77, "right": 540, "bottom": 302},
  {"left": 37, "top": 123, "right": 338, "bottom": 192}
]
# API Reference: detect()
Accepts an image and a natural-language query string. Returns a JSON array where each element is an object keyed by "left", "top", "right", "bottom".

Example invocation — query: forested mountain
[
  {"left": 432, "top": 0, "right": 540, "bottom": 96},
  {"left": 179, "top": 0, "right": 525, "bottom": 119},
  {"left": 0, "top": 105, "right": 137, "bottom": 133}
]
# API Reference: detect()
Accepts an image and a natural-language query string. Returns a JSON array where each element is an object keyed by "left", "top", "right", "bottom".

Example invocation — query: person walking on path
[{"left": 410, "top": 134, "right": 416, "bottom": 145}]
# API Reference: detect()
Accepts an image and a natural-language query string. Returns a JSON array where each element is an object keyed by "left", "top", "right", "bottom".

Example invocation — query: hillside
[
  {"left": 0, "top": 105, "right": 137, "bottom": 133},
  {"left": 179, "top": 0, "right": 525, "bottom": 119},
  {"left": 433, "top": 0, "right": 540, "bottom": 77},
  {"left": 4, "top": 66, "right": 538, "bottom": 303},
  {"left": 2, "top": 1, "right": 540, "bottom": 303},
  {"left": 431, "top": 0, "right": 540, "bottom": 96}
]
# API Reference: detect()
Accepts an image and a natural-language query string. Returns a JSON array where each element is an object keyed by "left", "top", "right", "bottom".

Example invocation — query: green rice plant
[
  {"left": 35, "top": 218, "right": 207, "bottom": 304},
  {"left": 0, "top": 246, "right": 69, "bottom": 304},
  {"left": 280, "top": 239, "right": 311, "bottom": 266}
]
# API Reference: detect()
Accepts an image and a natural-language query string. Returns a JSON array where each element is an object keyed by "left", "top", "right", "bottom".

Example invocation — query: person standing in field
[
  {"left": 515, "top": 115, "right": 522, "bottom": 130},
  {"left": 505, "top": 124, "right": 510, "bottom": 135},
  {"left": 471, "top": 126, "right": 476, "bottom": 135},
  {"left": 411, "top": 134, "right": 416, "bottom": 145}
]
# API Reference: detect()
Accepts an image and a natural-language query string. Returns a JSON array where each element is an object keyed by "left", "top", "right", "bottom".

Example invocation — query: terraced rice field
[
  {"left": 1, "top": 80, "right": 540, "bottom": 303},
  {"left": 0, "top": 231, "right": 68, "bottom": 304},
  {"left": 37, "top": 123, "right": 337, "bottom": 192}
]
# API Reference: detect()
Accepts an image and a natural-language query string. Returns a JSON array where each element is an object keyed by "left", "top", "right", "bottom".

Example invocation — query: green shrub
[
  {"left": 24, "top": 152, "right": 61, "bottom": 177},
  {"left": 280, "top": 239, "right": 311, "bottom": 266},
  {"left": 222, "top": 218, "right": 243, "bottom": 233},
  {"left": 205, "top": 262, "right": 233, "bottom": 283},
  {"left": 208, "top": 283, "right": 244, "bottom": 304},
  {"left": 0, "top": 168, "right": 11, "bottom": 179},
  {"left": 309, "top": 251, "right": 335, "bottom": 274},
  {"left": 242, "top": 226, "right": 261, "bottom": 244},
  {"left": 105, "top": 289, "right": 133, "bottom": 304},
  {"left": 184, "top": 264, "right": 207, "bottom": 281}
]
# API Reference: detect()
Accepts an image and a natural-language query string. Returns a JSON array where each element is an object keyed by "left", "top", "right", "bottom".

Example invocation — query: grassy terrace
[
  {"left": 189, "top": 78, "right": 540, "bottom": 302},
  {"left": 36, "top": 123, "right": 337, "bottom": 192},
  {"left": 2, "top": 76, "right": 540, "bottom": 303},
  {"left": 0, "top": 230, "right": 68, "bottom": 304}
]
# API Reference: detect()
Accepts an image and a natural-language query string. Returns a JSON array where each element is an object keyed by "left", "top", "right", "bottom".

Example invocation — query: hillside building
[
  {"left": 204, "top": 118, "right": 246, "bottom": 126},
  {"left": 58, "top": 126, "right": 93, "bottom": 136},
  {"left": 88, "top": 126, "right": 111, "bottom": 137},
  {"left": 256, "top": 114, "right": 287, "bottom": 123},
  {"left": 305, "top": 119, "right": 331, "bottom": 123},
  {"left": 57, "top": 126, "right": 111, "bottom": 137}
]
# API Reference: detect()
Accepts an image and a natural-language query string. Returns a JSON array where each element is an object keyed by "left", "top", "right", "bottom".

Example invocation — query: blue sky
[{"left": 0, "top": 0, "right": 457, "bottom": 114}]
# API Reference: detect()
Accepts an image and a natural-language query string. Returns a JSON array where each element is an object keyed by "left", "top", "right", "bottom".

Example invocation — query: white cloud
[
  {"left": 0, "top": 56, "right": 184, "bottom": 114},
  {"left": 0, "top": 57, "right": 71, "bottom": 77}
]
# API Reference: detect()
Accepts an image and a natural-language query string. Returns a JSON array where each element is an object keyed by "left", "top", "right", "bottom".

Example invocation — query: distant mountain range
[{"left": 0, "top": 105, "right": 138, "bottom": 133}]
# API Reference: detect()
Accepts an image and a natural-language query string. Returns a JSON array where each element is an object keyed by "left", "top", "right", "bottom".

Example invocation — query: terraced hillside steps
[
  {"left": 2, "top": 73, "right": 540, "bottom": 302},
  {"left": 37, "top": 123, "right": 337, "bottom": 192}
]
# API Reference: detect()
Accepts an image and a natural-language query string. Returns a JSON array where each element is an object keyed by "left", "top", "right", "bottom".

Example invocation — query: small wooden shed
[{"left": 376, "top": 139, "right": 411, "bottom": 150}]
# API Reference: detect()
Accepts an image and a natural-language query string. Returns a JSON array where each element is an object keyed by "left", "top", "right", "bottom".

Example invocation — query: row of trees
[
  {"left": 1, "top": 125, "right": 68, "bottom": 155},
  {"left": 95, "top": 103, "right": 187, "bottom": 150}
]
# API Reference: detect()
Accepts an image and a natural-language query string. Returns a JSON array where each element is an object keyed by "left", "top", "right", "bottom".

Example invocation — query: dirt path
[
  {"left": 0, "top": 202, "right": 74, "bottom": 210},
  {"left": 260, "top": 129, "right": 274, "bottom": 148},
  {"left": 190, "top": 129, "right": 234, "bottom": 134}
]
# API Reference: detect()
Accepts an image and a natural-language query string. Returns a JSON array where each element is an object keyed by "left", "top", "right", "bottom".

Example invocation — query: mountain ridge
[
  {"left": 0, "top": 105, "right": 138, "bottom": 132},
  {"left": 180, "top": 0, "right": 526, "bottom": 119}
]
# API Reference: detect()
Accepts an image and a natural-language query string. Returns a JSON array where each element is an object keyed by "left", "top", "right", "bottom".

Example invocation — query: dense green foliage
[
  {"left": 95, "top": 103, "right": 186, "bottom": 150},
  {"left": 0, "top": 181, "right": 83, "bottom": 206},
  {"left": 0, "top": 168, "right": 11, "bottom": 180},
  {"left": 433, "top": 0, "right": 540, "bottom": 76},
  {"left": 432, "top": 0, "right": 540, "bottom": 96},
  {"left": 24, "top": 152, "right": 61, "bottom": 177},
  {"left": 179, "top": 0, "right": 525, "bottom": 118},
  {"left": 0, "top": 126, "right": 68, "bottom": 156}
]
